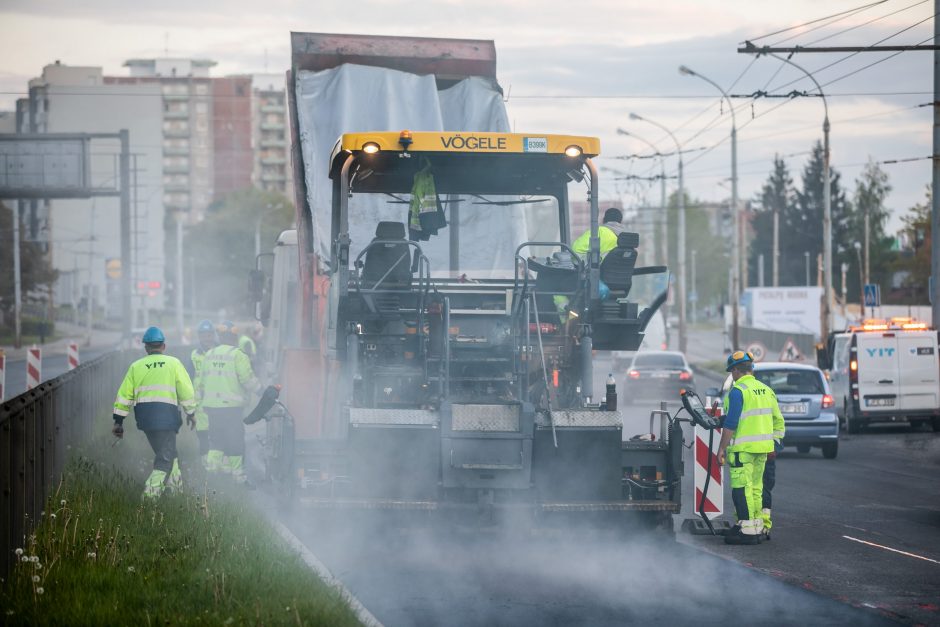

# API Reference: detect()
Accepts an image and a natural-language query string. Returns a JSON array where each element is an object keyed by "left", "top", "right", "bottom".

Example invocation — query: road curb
[{"left": 271, "top": 519, "right": 384, "bottom": 627}]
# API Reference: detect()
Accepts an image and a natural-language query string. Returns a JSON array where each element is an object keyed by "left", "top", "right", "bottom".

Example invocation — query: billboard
[
  {"left": 743, "top": 287, "right": 823, "bottom": 337},
  {"left": 0, "top": 134, "right": 95, "bottom": 198}
]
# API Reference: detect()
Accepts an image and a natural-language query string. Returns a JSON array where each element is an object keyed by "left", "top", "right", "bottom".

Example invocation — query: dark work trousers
[
  {"left": 762, "top": 455, "right": 776, "bottom": 509},
  {"left": 144, "top": 430, "right": 178, "bottom": 473},
  {"left": 206, "top": 407, "right": 246, "bottom": 457}
]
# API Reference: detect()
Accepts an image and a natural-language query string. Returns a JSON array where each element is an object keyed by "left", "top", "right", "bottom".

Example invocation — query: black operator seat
[
  {"left": 599, "top": 231, "right": 640, "bottom": 297},
  {"left": 361, "top": 221, "right": 413, "bottom": 289}
]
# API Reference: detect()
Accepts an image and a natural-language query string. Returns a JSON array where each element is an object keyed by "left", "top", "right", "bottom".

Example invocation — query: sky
[{"left": 0, "top": 0, "right": 933, "bottom": 230}]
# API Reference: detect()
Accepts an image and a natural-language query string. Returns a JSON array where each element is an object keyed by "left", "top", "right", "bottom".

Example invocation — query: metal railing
[{"left": 0, "top": 350, "right": 132, "bottom": 578}]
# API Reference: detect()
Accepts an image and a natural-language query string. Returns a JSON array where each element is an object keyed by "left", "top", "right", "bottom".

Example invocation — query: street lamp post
[
  {"left": 679, "top": 65, "right": 739, "bottom": 349},
  {"left": 805, "top": 251, "right": 811, "bottom": 287},
  {"left": 616, "top": 128, "right": 666, "bottom": 266},
  {"left": 629, "top": 112, "right": 687, "bottom": 354},
  {"left": 854, "top": 242, "right": 865, "bottom": 319},
  {"left": 760, "top": 53, "right": 832, "bottom": 340}
]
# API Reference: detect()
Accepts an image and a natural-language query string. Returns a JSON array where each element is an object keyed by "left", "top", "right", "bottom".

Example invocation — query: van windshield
[{"left": 755, "top": 369, "right": 825, "bottom": 394}]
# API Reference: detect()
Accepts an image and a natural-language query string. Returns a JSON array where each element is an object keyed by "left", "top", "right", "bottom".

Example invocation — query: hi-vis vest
[
  {"left": 572, "top": 223, "right": 621, "bottom": 258},
  {"left": 113, "top": 354, "right": 196, "bottom": 431},
  {"left": 197, "top": 344, "right": 259, "bottom": 409},
  {"left": 722, "top": 374, "right": 777, "bottom": 454}
]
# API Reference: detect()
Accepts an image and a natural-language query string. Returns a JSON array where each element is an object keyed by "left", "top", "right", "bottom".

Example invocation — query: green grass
[{"left": 1, "top": 425, "right": 361, "bottom": 626}]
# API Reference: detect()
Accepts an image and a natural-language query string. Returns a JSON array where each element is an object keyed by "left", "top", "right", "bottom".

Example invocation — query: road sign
[
  {"left": 67, "top": 342, "right": 80, "bottom": 371},
  {"left": 106, "top": 258, "right": 122, "bottom": 280},
  {"left": 693, "top": 424, "right": 723, "bottom": 520},
  {"left": 26, "top": 346, "right": 41, "bottom": 390},
  {"left": 745, "top": 341, "right": 767, "bottom": 362},
  {"left": 863, "top": 284, "right": 881, "bottom": 308},
  {"left": 779, "top": 339, "right": 804, "bottom": 362}
]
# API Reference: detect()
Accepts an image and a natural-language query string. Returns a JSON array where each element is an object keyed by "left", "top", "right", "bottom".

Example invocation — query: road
[
  {"left": 266, "top": 342, "right": 936, "bottom": 626},
  {"left": 2, "top": 348, "right": 112, "bottom": 400}
]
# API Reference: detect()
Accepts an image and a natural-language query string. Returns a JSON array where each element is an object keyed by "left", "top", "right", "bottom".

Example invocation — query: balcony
[
  {"left": 259, "top": 137, "right": 286, "bottom": 148},
  {"left": 164, "top": 182, "right": 190, "bottom": 192},
  {"left": 164, "top": 109, "right": 190, "bottom": 119},
  {"left": 261, "top": 171, "right": 286, "bottom": 182},
  {"left": 163, "top": 145, "right": 190, "bottom": 156},
  {"left": 260, "top": 104, "right": 283, "bottom": 113},
  {"left": 162, "top": 164, "right": 190, "bottom": 174},
  {"left": 163, "top": 127, "right": 190, "bottom": 138},
  {"left": 260, "top": 155, "right": 287, "bottom": 165},
  {"left": 162, "top": 92, "right": 190, "bottom": 101},
  {"left": 260, "top": 122, "right": 285, "bottom": 132}
]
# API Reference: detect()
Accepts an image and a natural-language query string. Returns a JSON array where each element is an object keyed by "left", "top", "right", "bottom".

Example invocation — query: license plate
[
  {"left": 866, "top": 397, "right": 895, "bottom": 407},
  {"left": 779, "top": 403, "right": 807, "bottom": 414},
  {"left": 652, "top": 373, "right": 670, "bottom": 379}
]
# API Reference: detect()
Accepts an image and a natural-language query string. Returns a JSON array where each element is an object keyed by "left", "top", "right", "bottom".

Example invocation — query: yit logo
[
  {"left": 144, "top": 361, "right": 166, "bottom": 369},
  {"left": 865, "top": 348, "right": 895, "bottom": 357},
  {"left": 213, "top": 361, "right": 226, "bottom": 368}
]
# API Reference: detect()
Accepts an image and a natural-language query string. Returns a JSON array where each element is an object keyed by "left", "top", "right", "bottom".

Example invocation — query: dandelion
[
  {"left": 36, "top": 587, "right": 44, "bottom": 595},
  {"left": 14, "top": 549, "right": 23, "bottom": 556},
  {"left": 29, "top": 556, "right": 38, "bottom": 563},
  {"left": 50, "top": 514, "right": 56, "bottom": 520},
  {"left": 34, "top": 563, "right": 42, "bottom": 570},
  {"left": 87, "top": 552, "right": 96, "bottom": 559},
  {"left": 60, "top": 500, "right": 66, "bottom": 506},
  {"left": 127, "top": 566, "right": 135, "bottom": 573},
  {"left": 32, "top": 576, "right": 40, "bottom": 583}
]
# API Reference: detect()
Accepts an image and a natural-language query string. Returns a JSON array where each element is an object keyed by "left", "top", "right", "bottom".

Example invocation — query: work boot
[
  {"left": 761, "top": 508, "right": 772, "bottom": 541},
  {"left": 724, "top": 523, "right": 761, "bottom": 545},
  {"left": 142, "top": 470, "right": 168, "bottom": 500},
  {"left": 205, "top": 450, "right": 225, "bottom": 473},
  {"left": 166, "top": 460, "right": 184, "bottom": 493}
]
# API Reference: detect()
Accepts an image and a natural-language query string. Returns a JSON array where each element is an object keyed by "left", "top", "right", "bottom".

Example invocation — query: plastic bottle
[{"left": 606, "top": 373, "right": 617, "bottom": 411}]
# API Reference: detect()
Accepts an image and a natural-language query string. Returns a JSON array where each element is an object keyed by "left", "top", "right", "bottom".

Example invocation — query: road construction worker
[
  {"left": 716, "top": 350, "right": 779, "bottom": 545},
  {"left": 238, "top": 321, "right": 263, "bottom": 369},
  {"left": 571, "top": 207, "right": 626, "bottom": 259},
  {"left": 198, "top": 320, "right": 261, "bottom": 484},
  {"left": 112, "top": 326, "right": 196, "bottom": 499},
  {"left": 189, "top": 319, "right": 217, "bottom": 467},
  {"left": 762, "top": 398, "right": 786, "bottom": 540}
]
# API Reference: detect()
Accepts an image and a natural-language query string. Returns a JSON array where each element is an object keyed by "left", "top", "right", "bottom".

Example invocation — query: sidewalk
[{"left": 0, "top": 322, "right": 122, "bottom": 360}]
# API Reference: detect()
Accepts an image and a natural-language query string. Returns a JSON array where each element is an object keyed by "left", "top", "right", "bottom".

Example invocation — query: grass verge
[{"left": 1, "top": 425, "right": 361, "bottom": 626}]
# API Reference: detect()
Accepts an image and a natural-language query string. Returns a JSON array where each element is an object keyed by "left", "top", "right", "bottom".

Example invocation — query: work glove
[
  {"left": 186, "top": 413, "right": 196, "bottom": 431},
  {"left": 112, "top": 423, "right": 124, "bottom": 439},
  {"left": 767, "top": 451, "right": 777, "bottom": 461}
]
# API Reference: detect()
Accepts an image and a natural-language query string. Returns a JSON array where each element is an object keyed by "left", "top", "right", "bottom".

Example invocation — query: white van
[{"left": 825, "top": 320, "right": 940, "bottom": 433}]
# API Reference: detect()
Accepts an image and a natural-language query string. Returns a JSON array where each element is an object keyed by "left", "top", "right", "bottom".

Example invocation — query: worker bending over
[
  {"left": 717, "top": 350, "right": 780, "bottom": 545},
  {"left": 198, "top": 320, "right": 262, "bottom": 484},
  {"left": 112, "top": 327, "right": 196, "bottom": 499},
  {"left": 189, "top": 319, "right": 217, "bottom": 468}
]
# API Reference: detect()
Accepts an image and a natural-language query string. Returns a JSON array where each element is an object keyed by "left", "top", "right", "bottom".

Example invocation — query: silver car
[{"left": 715, "top": 362, "right": 839, "bottom": 459}]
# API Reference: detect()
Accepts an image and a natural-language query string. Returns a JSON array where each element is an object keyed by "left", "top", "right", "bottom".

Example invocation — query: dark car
[
  {"left": 623, "top": 351, "right": 694, "bottom": 402},
  {"left": 717, "top": 362, "right": 839, "bottom": 459}
]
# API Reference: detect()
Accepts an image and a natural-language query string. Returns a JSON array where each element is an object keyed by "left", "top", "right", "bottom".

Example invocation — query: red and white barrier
[
  {"left": 693, "top": 424, "right": 723, "bottom": 519},
  {"left": 0, "top": 352, "right": 6, "bottom": 401},
  {"left": 67, "top": 341, "right": 80, "bottom": 370},
  {"left": 26, "top": 346, "right": 41, "bottom": 390}
]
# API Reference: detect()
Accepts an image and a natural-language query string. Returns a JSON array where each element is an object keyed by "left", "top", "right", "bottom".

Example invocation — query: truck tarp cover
[{"left": 296, "top": 63, "right": 536, "bottom": 273}]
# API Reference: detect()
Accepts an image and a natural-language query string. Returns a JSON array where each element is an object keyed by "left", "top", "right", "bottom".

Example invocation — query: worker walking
[
  {"left": 717, "top": 350, "right": 779, "bottom": 545},
  {"left": 198, "top": 320, "right": 261, "bottom": 484},
  {"left": 112, "top": 327, "right": 196, "bottom": 499},
  {"left": 189, "top": 319, "right": 217, "bottom": 468}
]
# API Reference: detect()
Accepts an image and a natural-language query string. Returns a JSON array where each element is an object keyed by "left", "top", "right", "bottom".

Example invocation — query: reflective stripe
[
  {"left": 733, "top": 433, "right": 775, "bottom": 444},
  {"left": 135, "top": 384, "right": 176, "bottom": 394},
  {"left": 773, "top": 431, "right": 785, "bottom": 439},
  {"left": 115, "top": 396, "right": 133, "bottom": 406},
  {"left": 113, "top": 408, "right": 130, "bottom": 417},
  {"left": 136, "top": 396, "right": 179, "bottom": 405},
  {"left": 741, "top": 407, "right": 773, "bottom": 418},
  {"left": 736, "top": 383, "right": 748, "bottom": 390}
]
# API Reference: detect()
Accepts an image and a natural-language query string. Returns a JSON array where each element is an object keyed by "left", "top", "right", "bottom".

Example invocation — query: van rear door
[
  {"left": 857, "top": 333, "right": 900, "bottom": 412},
  {"left": 897, "top": 331, "right": 940, "bottom": 412}
]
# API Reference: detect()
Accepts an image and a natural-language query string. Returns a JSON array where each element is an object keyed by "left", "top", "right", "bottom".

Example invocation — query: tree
[
  {"left": 892, "top": 186, "right": 931, "bottom": 304},
  {"left": 0, "top": 202, "right": 58, "bottom": 329},
  {"left": 665, "top": 190, "right": 731, "bottom": 313},
  {"left": 183, "top": 189, "right": 294, "bottom": 315},
  {"left": 749, "top": 155, "right": 795, "bottom": 286},
  {"left": 790, "top": 141, "right": 853, "bottom": 288},
  {"left": 848, "top": 160, "right": 893, "bottom": 301}
]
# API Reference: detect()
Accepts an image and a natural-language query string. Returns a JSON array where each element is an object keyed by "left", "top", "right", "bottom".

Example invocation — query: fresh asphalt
[{"left": 267, "top": 350, "right": 933, "bottom": 626}]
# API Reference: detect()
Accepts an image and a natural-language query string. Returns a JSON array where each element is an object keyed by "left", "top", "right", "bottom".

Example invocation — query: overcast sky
[{"left": 0, "top": 0, "right": 933, "bottom": 229}]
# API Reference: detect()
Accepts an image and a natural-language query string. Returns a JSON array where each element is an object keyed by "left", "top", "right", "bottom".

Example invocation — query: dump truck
[{"left": 250, "top": 32, "right": 684, "bottom": 529}]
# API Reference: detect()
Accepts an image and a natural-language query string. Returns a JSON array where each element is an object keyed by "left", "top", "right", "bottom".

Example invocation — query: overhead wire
[
  {"left": 768, "top": 1, "right": 888, "bottom": 47},
  {"left": 802, "top": 0, "right": 930, "bottom": 46},
  {"left": 745, "top": 0, "right": 889, "bottom": 43}
]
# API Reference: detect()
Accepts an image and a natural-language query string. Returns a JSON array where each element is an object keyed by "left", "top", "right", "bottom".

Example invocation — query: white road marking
[{"left": 842, "top": 535, "right": 940, "bottom": 565}]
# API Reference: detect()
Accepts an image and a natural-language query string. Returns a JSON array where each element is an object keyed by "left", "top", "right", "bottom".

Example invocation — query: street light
[
  {"left": 679, "top": 64, "right": 740, "bottom": 350},
  {"left": 758, "top": 52, "right": 832, "bottom": 339},
  {"left": 854, "top": 242, "right": 864, "bottom": 319},
  {"left": 804, "top": 251, "right": 811, "bottom": 287},
  {"left": 616, "top": 128, "right": 667, "bottom": 266},
  {"left": 629, "top": 112, "right": 687, "bottom": 354}
]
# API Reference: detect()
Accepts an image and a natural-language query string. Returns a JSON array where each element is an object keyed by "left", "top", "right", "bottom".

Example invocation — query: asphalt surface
[
  {"left": 2, "top": 348, "right": 112, "bottom": 400},
  {"left": 263, "top": 347, "right": 935, "bottom": 627},
  {"left": 684, "top": 364, "right": 940, "bottom": 626}
]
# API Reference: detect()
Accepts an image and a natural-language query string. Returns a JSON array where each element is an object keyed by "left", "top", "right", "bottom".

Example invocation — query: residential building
[{"left": 251, "top": 73, "right": 292, "bottom": 196}]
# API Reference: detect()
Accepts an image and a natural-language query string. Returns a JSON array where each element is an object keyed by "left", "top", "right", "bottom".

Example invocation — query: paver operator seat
[
  {"left": 599, "top": 231, "right": 640, "bottom": 297},
  {"left": 361, "top": 221, "right": 413, "bottom": 289}
]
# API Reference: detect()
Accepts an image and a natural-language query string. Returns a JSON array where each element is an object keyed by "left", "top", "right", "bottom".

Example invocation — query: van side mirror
[
  {"left": 248, "top": 269, "right": 265, "bottom": 303},
  {"left": 815, "top": 343, "right": 831, "bottom": 371}
]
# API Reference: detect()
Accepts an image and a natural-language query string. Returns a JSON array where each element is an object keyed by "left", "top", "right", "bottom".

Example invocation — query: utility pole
[
  {"left": 12, "top": 200, "right": 22, "bottom": 349},
  {"left": 864, "top": 202, "right": 871, "bottom": 286},
  {"left": 120, "top": 130, "right": 132, "bottom": 341},
  {"left": 691, "top": 249, "right": 697, "bottom": 325},
  {"left": 679, "top": 65, "right": 739, "bottom": 349},
  {"left": 175, "top": 213, "right": 184, "bottom": 341},
  {"left": 772, "top": 205, "right": 779, "bottom": 287},
  {"left": 616, "top": 128, "right": 666, "bottom": 266},
  {"left": 933, "top": 0, "right": 940, "bottom": 328}
]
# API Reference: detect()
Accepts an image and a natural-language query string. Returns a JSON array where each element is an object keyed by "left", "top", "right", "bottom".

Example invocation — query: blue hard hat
[
  {"left": 197, "top": 319, "right": 215, "bottom": 334},
  {"left": 726, "top": 350, "right": 754, "bottom": 372},
  {"left": 216, "top": 320, "right": 237, "bottom": 335},
  {"left": 142, "top": 326, "right": 166, "bottom": 344}
]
